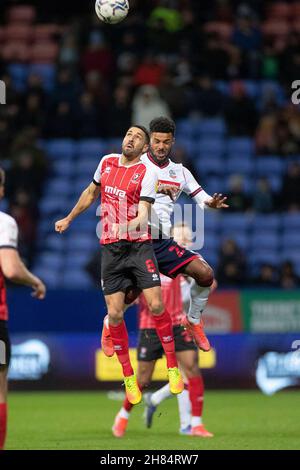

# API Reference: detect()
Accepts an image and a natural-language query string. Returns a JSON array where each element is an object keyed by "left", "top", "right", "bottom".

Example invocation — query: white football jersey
[
  {"left": 0, "top": 211, "right": 18, "bottom": 249},
  {"left": 141, "top": 153, "right": 211, "bottom": 235}
]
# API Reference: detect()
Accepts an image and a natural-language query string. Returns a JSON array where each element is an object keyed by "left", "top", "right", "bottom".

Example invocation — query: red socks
[
  {"left": 188, "top": 376, "right": 204, "bottom": 417},
  {"left": 0, "top": 403, "right": 7, "bottom": 450},
  {"left": 153, "top": 311, "right": 178, "bottom": 369},
  {"left": 109, "top": 321, "right": 134, "bottom": 377}
]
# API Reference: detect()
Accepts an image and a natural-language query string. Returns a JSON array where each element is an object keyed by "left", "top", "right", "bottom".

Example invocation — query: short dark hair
[
  {"left": 0, "top": 167, "right": 4, "bottom": 186},
  {"left": 130, "top": 125, "right": 150, "bottom": 144},
  {"left": 150, "top": 117, "right": 176, "bottom": 136}
]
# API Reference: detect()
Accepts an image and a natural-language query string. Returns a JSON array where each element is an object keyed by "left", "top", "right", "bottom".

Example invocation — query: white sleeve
[
  {"left": 0, "top": 216, "right": 18, "bottom": 249},
  {"left": 182, "top": 167, "right": 211, "bottom": 208},
  {"left": 93, "top": 156, "right": 110, "bottom": 185},
  {"left": 140, "top": 168, "right": 158, "bottom": 203}
]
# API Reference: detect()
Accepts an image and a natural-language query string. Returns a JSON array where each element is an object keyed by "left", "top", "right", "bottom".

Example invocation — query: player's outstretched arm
[
  {"left": 55, "top": 182, "right": 100, "bottom": 233},
  {"left": 0, "top": 249, "right": 46, "bottom": 299},
  {"left": 204, "top": 193, "right": 229, "bottom": 209}
]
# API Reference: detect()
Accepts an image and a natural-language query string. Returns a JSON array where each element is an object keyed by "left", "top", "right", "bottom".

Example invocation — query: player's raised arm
[
  {"left": 182, "top": 167, "right": 229, "bottom": 209},
  {"left": 55, "top": 181, "right": 100, "bottom": 233}
]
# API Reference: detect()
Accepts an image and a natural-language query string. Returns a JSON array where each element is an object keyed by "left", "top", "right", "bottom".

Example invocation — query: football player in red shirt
[
  {"left": 55, "top": 126, "right": 184, "bottom": 405},
  {"left": 0, "top": 167, "right": 46, "bottom": 450},
  {"left": 112, "top": 223, "right": 214, "bottom": 438}
]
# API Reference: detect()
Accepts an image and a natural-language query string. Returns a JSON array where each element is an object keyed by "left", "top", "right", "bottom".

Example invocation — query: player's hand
[
  {"left": 55, "top": 217, "right": 71, "bottom": 234},
  {"left": 205, "top": 193, "right": 229, "bottom": 209},
  {"left": 31, "top": 278, "right": 46, "bottom": 300},
  {"left": 157, "top": 183, "right": 179, "bottom": 201}
]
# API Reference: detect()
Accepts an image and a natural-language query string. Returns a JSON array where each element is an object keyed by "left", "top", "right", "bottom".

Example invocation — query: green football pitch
[{"left": 5, "top": 390, "right": 300, "bottom": 450}]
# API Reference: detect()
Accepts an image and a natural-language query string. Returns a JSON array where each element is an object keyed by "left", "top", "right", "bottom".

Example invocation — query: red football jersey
[
  {"left": 139, "top": 274, "right": 184, "bottom": 329},
  {"left": 0, "top": 212, "right": 19, "bottom": 321},
  {"left": 93, "top": 155, "right": 157, "bottom": 245}
]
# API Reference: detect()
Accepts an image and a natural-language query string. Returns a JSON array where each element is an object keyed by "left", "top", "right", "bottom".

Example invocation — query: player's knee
[
  {"left": 148, "top": 299, "right": 164, "bottom": 316},
  {"left": 108, "top": 310, "right": 124, "bottom": 325}
]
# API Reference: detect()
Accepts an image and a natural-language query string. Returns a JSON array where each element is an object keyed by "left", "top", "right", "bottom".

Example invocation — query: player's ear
[{"left": 142, "top": 142, "right": 149, "bottom": 153}]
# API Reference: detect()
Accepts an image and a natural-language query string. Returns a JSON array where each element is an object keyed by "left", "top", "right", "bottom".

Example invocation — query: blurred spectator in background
[
  {"left": 108, "top": 85, "right": 132, "bottom": 138},
  {"left": 252, "top": 264, "right": 279, "bottom": 288},
  {"left": 0, "top": 119, "right": 11, "bottom": 161},
  {"left": 224, "top": 81, "right": 257, "bottom": 135},
  {"left": 134, "top": 54, "right": 166, "bottom": 87},
  {"left": 46, "top": 101, "right": 75, "bottom": 138},
  {"left": 217, "top": 239, "right": 247, "bottom": 286},
  {"left": 189, "top": 75, "right": 224, "bottom": 117},
  {"left": 226, "top": 175, "right": 250, "bottom": 212},
  {"left": 253, "top": 178, "right": 274, "bottom": 213},
  {"left": 280, "top": 261, "right": 300, "bottom": 290},
  {"left": 76, "top": 92, "right": 103, "bottom": 138},
  {"left": 281, "top": 163, "right": 300, "bottom": 212},
  {"left": 81, "top": 32, "right": 114, "bottom": 79},
  {"left": 132, "top": 85, "right": 171, "bottom": 128},
  {"left": 9, "top": 189, "right": 38, "bottom": 266}
]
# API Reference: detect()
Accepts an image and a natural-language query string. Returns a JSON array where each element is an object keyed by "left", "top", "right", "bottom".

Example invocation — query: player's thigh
[
  {"left": 183, "top": 257, "right": 214, "bottom": 286},
  {"left": 137, "top": 361, "right": 156, "bottom": 388},
  {"left": 176, "top": 350, "right": 199, "bottom": 378},
  {"left": 130, "top": 241, "right": 161, "bottom": 291}
]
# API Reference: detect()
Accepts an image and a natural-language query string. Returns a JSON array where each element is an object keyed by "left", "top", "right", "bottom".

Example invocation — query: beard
[{"left": 149, "top": 146, "right": 172, "bottom": 166}]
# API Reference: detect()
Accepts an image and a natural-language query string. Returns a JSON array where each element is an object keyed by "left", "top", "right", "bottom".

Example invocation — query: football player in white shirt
[
  {"left": 0, "top": 167, "right": 46, "bottom": 450},
  {"left": 101, "top": 117, "right": 228, "bottom": 354}
]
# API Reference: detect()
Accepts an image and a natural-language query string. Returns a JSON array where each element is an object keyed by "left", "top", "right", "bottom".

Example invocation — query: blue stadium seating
[
  {"left": 256, "top": 157, "right": 285, "bottom": 176},
  {"left": 198, "top": 118, "right": 226, "bottom": 137},
  {"left": 62, "top": 270, "right": 94, "bottom": 289},
  {"left": 46, "top": 139, "right": 76, "bottom": 160},
  {"left": 282, "top": 214, "right": 300, "bottom": 230},
  {"left": 251, "top": 232, "right": 280, "bottom": 250},
  {"left": 225, "top": 156, "right": 255, "bottom": 175},
  {"left": 76, "top": 139, "right": 107, "bottom": 159},
  {"left": 7, "top": 64, "right": 29, "bottom": 92},
  {"left": 227, "top": 138, "right": 254, "bottom": 156},
  {"left": 28, "top": 64, "right": 56, "bottom": 91}
]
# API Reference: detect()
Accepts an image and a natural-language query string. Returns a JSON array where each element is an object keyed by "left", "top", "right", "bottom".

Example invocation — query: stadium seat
[
  {"left": 282, "top": 214, "right": 300, "bottom": 230},
  {"left": 28, "top": 64, "right": 56, "bottom": 91},
  {"left": 39, "top": 197, "right": 67, "bottom": 216},
  {"left": 8, "top": 6, "right": 36, "bottom": 24},
  {"left": 250, "top": 250, "right": 280, "bottom": 267},
  {"left": 194, "top": 155, "right": 223, "bottom": 175},
  {"left": 227, "top": 138, "right": 254, "bottom": 156},
  {"left": 1, "top": 42, "right": 30, "bottom": 61},
  {"left": 220, "top": 213, "right": 253, "bottom": 232},
  {"left": 198, "top": 138, "right": 225, "bottom": 157},
  {"left": 46, "top": 140, "right": 76, "bottom": 160},
  {"left": 262, "top": 21, "right": 290, "bottom": 37},
  {"left": 7, "top": 63, "right": 29, "bottom": 92},
  {"left": 44, "top": 179, "right": 73, "bottom": 198},
  {"left": 36, "top": 252, "right": 64, "bottom": 271},
  {"left": 62, "top": 270, "right": 94, "bottom": 289},
  {"left": 32, "top": 267, "right": 62, "bottom": 289},
  {"left": 251, "top": 232, "right": 280, "bottom": 250},
  {"left": 30, "top": 42, "right": 59, "bottom": 64},
  {"left": 43, "top": 234, "right": 66, "bottom": 252},
  {"left": 267, "top": 175, "right": 282, "bottom": 193},
  {"left": 203, "top": 22, "right": 233, "bottom": 40},
  {"left": 66, "top": 234, "right": 98, "bottom": 252},
  {"left": 256, "top": 157, "right": 285, "bottom": 176},
  {"left": 204, "top": 212, "right": 221, "bottom": 232},
  {"left": 34, "top": 24, "right": 60, "bottom": 41},
  {"left": 198, "top": 249, "right": 218, "bottom": 268},
  {"left": 253, "top": 214, "right": 281, "bottom": 231},
  {"left": 243, "top": 80, "right": 260, "bottom": 99},
  {"left": 64, "top": 253, "right": 91, "bottom": 270},
  {"left": 225, "top": 156, "right": 255, "bottom": 175},
  {"left": 198, "top": 118, "right": 226, "bottom": 137},
  {"left": 51, "top": 159, "right": 74, "bottom": 177},
  {"left": 77, "top": 139, "right": 107, "bottom": 159},
  {"left": 281, "top": 232, "right": 300, "bottom": 250},
  {"left": 3, "top": 24, "right": 33, "bottom": 41},
  {"left": 268, "top": 3, "right": 292, "bottom": 19},
  {"left": 204, "top": 177, "right": 226, "bottom": 195}
]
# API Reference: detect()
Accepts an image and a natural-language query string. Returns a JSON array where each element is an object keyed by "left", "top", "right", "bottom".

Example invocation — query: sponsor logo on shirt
[
  {"left": 105, "top": 186, "right": 126, "bottom": 198},
  {"left": 169, "top": 169, "right": 177, "bottom": 179}
]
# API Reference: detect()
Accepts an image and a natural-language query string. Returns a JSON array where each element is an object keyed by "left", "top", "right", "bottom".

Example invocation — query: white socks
[
  {"left": 119, "top": 407, "right": 130, "bottom": 420},
  {"left": 177, "top": 389, "right": 191, "bottom": 429},
  {"left": 191, "top": 416, "right": 202, "bottom": 427},
  {"left": 151, "top": 383, "right": 172, "bottom": 406},
  {"left": 188, "top": 280, "right": 211, "bottom": 325}
]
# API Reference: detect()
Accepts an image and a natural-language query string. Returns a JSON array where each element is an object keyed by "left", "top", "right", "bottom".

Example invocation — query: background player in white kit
[{"left": 0, "top": 167, "right": 46, "bottom": 450}]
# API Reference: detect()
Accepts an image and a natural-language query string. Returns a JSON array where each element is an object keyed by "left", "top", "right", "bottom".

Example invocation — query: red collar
[{"left": 147, "top": 152, "right": 170, "bottom": 169}]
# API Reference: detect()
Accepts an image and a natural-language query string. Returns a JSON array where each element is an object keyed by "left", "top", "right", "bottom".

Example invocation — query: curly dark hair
[{"left": 150, "top": 117, "right": 176, "bottom": 136}]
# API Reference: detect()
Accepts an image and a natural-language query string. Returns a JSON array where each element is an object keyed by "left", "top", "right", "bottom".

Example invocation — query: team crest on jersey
[
  {"left": 131, "top": 173, "right": 141, "bottom": 183},
  {"left": 169, "top": 169, "right": 177, "bottom": 179},
  {"left": 104, "top": 167, "right": 111, "bottom": 174}
]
